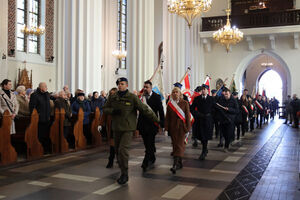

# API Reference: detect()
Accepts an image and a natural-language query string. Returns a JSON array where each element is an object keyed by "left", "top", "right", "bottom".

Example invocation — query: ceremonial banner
[
  {"left": 203, "top": 75, "right": 211, "bottom": 95},
  {"left": 180, "top": 68, "right": 192, "bottom": 103}
]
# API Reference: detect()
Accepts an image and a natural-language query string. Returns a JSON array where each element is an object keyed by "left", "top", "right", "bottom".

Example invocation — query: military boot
[{"left": 170, "top": 156, "right": 179, "bottom": 174}]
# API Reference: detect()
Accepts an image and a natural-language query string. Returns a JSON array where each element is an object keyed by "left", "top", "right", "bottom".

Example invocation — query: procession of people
[{"left": 0, "top": 77, "right": 300, "bottom": 186}]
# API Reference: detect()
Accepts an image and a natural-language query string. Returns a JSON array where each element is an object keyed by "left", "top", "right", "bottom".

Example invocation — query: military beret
[
  {"left": 232, "top": 91, "right": 238, "bottom": 96},
  {"left": 116, "top": 77, "right": 128, "bottom": 85},
  {"left": 194, "top": 86, "right": 202, "bottom": 92},
  {"left": 201, "top": 84, "right": 209, "bottom": 90},
  {"left": 77, "top": 92, "right": 85, "bottom": 97},
  {"left": 173, "top": 82, "right": 183, "bottom": 89},
  {"left": 211, "top": 89, "right": 217, "bottom": 94}
]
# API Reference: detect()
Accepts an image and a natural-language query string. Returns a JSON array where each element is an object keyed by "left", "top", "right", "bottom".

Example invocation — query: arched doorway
[
  {"left": 258, "top": 70, "right": 283, "bottom": 105},
  {"left": 235, "top": 50, "right": 291, "bottom": 102}
]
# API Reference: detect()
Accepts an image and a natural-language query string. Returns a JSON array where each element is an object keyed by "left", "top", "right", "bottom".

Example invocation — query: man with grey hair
[{"left": 29, "top": 82, "right": 51, "bottom": 153}]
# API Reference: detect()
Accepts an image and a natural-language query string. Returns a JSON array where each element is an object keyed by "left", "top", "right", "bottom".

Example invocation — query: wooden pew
[
  {"left": 13, "top": 116, "right": 31, "bottom": 153},
  {"left": 25, "top": 109, "right": 44, "bottom": 160},
  {"left": 73, "top": 108, "right": 86, "bottom": 150},
  {"left": 50, "top": 108, "right": 60, "bottom": 154},
  {"left": 60, "top": 108, "right": 69, "bottom": 153},
  {"left": 0, "top": 110, "right": 18, "bottom": 165},
  {"left": 91, "top": 107, "right": 102, "bottom": 146}
]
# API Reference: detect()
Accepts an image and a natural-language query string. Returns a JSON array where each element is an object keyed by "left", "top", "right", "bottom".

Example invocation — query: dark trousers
[
  {"left": 83, "top": 124, "right": 91, "bottom": 145},
  {"left": 108, "top": 145, "right": 115, "bottom": 161},
  {"left": 235, "top": 122, "right": 244, "bottom": 140},
  {"left": 141, "top": 130, "right": 157, "bottom": 165},
  {"left": 214, "top": 120, "right": 220, "bottom": 138},
  {"left": 220, "top": 123, "right": 235, "bottom": 148},
  {"left": 38, "top": 121, "right": 51, "bottom": 153},
  {"left": 293, "top": 112, "right": 299, "bottom": 128},
  {"left": 201, "top": 140, "right": 208, "bottom": 152},
  {"left": 285, "top": 111, "right": 293, "bottom": 124},
  {"left": 64, "top": 126, "right": 75, "bottom": 148},
  {"left": 250, "top": 118, "right": 255, "bottom": 131},
  {"left": 256, "top": 113, "right": 263, "bottom": 128}
]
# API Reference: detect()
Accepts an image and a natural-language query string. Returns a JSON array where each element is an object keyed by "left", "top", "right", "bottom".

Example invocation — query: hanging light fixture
[
  {"left": 112, "top": 42, "right": 127, "bottom": 61},
  {"left": 167, "top": 0, "right": 213, "bottom": 28},
  {"left": 21, "top": 1, "right": 45, "bottom": 36},
  {"left": 213, "top": 0, "right": 243, "bottom": 52}
]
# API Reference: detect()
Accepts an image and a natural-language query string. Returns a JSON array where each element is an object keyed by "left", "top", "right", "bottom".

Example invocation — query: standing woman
[
  {"left": 99, "top": 88, "right": 118, "bottom": 168},
  {"left": 0, "top": 79, "right": 19, "bottom": 134},
  {"left": 165, "top": 87, "right": 191, "bottom": 174}
]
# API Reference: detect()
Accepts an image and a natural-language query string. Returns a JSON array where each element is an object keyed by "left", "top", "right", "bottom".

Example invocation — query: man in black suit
[
  {"left": 137, "top": 80, "right": 165, "bottom": 172},
  {"left": 191, "top": 84, "right": 215, "bottom": 160}
]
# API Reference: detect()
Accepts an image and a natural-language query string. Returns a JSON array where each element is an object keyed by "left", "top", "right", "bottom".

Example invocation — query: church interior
[{"left": 0, "top": 0, "right": 300, "bottom": 199}]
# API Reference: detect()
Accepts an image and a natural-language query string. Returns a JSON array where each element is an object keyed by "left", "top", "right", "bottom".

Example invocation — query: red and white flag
[
  {"left": 203, "top": 76, "right": 211, "bottom": 95},
  {"left": 180, "top": 68, "right": 192, "bottom": 103}
]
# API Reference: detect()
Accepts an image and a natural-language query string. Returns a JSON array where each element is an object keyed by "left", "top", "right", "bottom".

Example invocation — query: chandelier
[
  {"left": 112, "top": 43, "right": 127, "bottom": 61},
  {"left": 167, "top": 0, "right": 213, "bottom": 28},
  {"left": 213, "top": 0, "right": 243, "bottom": 52},
  {"left": 21, "top": 25, "right": 45, "bottom": 36}
]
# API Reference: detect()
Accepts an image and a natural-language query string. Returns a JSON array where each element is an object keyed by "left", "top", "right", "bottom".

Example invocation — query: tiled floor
[{"left": 0, "top": 118, "right": 299, "bottom": 200}]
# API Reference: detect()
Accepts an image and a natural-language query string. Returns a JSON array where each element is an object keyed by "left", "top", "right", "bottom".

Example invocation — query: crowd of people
[{"left": 0, "top": 77, "right": 300, "bottom": 185}]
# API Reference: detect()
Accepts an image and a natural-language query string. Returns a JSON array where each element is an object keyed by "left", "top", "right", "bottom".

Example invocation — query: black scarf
[
  {"left": 3, "top": 89, "right": 11, "bottom": 99},
  {"left": 77, "top": 99, "right": 86, "bottom": 111}
]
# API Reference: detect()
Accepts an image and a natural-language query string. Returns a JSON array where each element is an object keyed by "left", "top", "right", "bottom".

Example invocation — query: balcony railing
[{"left": 202, "top": 9, "right": 300, "bottom": 32}]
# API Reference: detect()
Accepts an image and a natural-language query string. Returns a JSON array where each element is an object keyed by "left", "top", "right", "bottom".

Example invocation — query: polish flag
[
  {"left": 180, "top": 68, "right": 192, "bottom": 103},
  {"left": 203, "top": 76, "right": 211, "bottom": 95}
]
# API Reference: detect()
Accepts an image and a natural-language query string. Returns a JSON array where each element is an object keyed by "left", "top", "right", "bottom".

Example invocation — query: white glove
[
  {"left": 164, "top": 130, "right": 168, "bottom": 136},
  {"left": 97, "top": 126, "right": 102, "bottom": 132}
]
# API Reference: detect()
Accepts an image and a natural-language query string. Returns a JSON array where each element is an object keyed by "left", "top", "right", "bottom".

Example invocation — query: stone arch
[{"left": 234, "top": 50, "right": 291, "bottom": 99}]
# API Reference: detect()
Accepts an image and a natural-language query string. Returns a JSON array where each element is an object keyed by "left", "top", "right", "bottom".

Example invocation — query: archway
[
  {"left": 258, "top": 70, "right": 283, "bottom": 105},
  {"left": 235, "top": 50, "right": 291, "bottom": 102}
]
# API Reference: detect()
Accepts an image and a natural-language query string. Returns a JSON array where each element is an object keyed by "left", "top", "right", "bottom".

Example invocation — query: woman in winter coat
[{"left": 165, "top": 87, "right": 191, "bottom": 174}]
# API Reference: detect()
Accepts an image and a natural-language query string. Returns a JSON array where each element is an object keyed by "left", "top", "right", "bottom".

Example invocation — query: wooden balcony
[{"left": 202, "top": 9, "right": 300, "bottom": 32}]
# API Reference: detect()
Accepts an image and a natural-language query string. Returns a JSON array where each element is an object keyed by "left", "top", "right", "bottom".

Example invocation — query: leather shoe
[{"left": 117, "top": 174, "right": 128, "bottom": 185}]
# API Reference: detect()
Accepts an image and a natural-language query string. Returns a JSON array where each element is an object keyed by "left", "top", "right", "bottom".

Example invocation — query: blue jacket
[
  {"left": 71, "top": 99, "right": 91, "bottom": 125},
  {"left": 90, "top": 97, "right": 105, "bottom": 113}
]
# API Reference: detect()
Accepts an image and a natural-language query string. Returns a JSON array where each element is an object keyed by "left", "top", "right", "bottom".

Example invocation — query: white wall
[{"left": 201, "top": 34, "right": 300, "bottom": 96}]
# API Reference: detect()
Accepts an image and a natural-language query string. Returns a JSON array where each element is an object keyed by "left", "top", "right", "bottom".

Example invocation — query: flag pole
[{"left": 180, "top": 67, "right": 191, "bottom": 84}]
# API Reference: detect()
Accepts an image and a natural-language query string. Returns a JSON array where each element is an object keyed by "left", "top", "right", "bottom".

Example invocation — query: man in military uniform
[
  {"left": 103, "top": 77, "right": 159, "bottom": 185},
  {"left": 137, "top": 80, "right": 164, "bottom": 172},
  {"left": 191, "top": 84, "right": 215, "bottom": 160}
]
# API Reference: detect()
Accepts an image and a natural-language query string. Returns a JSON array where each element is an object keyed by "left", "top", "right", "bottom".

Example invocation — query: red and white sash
[
  {"left": 242, "top": 105, "right": 249, "bottom": 115},
  {"left": 168, "top": 98, "right": 194, "bottom": 124},
  {"left": 250, "top": 104, "right": 254, "bottom": 111},
  {"left": 255, "top": 100, "right": 263, "bottom": 110}
]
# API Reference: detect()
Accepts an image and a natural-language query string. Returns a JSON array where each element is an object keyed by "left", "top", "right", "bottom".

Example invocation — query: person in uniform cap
[
  {"left": 215, "top": 88, "right": 239, "bottom": 152},
  {"left": 103, "top": 77, "right": 159, "bottom": 184},
  {"left": 191, "top": 86, "right": 202, "bottom": 147},
  {"left": 191, "top": 84, "right": 215, "bottom": 160}
]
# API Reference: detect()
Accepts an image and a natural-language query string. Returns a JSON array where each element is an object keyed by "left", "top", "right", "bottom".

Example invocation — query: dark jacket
[
  {"left": 90, "top": 97, "right": 105, "bottom": 113},
  {"left": 71, "top": 99, "right": 91, "bottom": 125},
  {"left": 191, "top": 95, "right": 215, "bottom": 141},
  {"left": 255, "top": 99, "right": 265, "bottom": 114},
  {"left": 55, "top": 97, "right": 72, "bottom": 126},
  {"left": 137, "top": 92, "right": 165, "bottom": 133},
  {"left": 29, "top": 88, "right": 51, "bottom": 123},
  {"left": 216, "top": 96, "right": 239, "bottom": 124}
]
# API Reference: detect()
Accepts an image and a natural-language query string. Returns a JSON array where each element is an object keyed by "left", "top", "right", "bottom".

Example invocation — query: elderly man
[
  {"left": 103, "top": 77, "right": 159, "bottom": 185},
  {"left": 29, "top": 82, "right": 51, "bottom": 154},
  {"left": 63, "top": 85, "right": 73, "bottom": 99}
]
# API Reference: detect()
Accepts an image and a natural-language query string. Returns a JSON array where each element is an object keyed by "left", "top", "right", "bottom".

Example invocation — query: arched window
[
  {"left": 16, "top": 0, "right": 41, "bottom": 54},
  {"left": 118, "top": 0, "right": 127, "bottom": 69}
]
